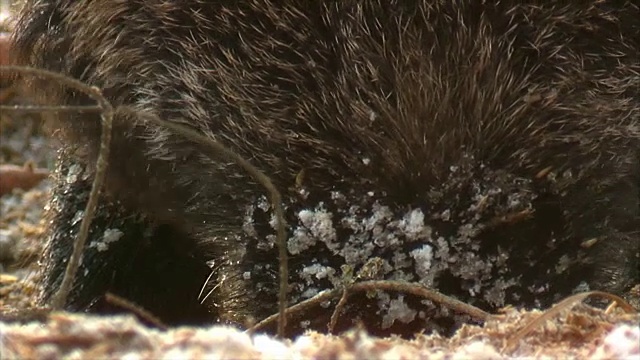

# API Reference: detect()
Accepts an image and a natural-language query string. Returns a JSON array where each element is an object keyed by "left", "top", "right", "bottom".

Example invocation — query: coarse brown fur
[{"left": 12, "top": 0, "right": 639, "bottom": 337}]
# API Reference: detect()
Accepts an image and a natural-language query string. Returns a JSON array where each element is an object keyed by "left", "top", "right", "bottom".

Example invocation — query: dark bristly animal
[{"left": 12, "top": 1, "right": 639, "bottom": 337}]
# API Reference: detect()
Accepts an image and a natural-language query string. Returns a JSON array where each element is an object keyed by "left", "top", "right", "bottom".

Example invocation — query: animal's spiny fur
[{"left": 13, "top": 0, "right": 639, "bottom": 336}]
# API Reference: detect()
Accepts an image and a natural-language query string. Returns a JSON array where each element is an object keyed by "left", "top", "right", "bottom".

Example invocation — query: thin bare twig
[
  {"left": 0, "top": 104, "right": 102, "bottom": 113},
  {"left": 250, "top": 280, "right": 490, "bottom": 332},
  {"left": 0, "top": 65, "right": 113, "bottom": 311},
  {"left": 328, "top": 288, "right": 351, "bottom": 334},
  {"left": 104, "top": 292, "right": 168, "bottom": 330}
]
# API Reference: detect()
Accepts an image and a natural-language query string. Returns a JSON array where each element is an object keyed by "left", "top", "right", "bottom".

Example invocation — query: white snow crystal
[
  {"left": 410, "top": 244, "right": 434, "bottom": 279},
  {"left": 381, "top": 295, "right": 417, "bottom": 329},
  {"left": 89, "top": 228, "right": 124, "bottom": 252},
  {"left": 399, "top": 209, "right": 430, "bottom": 241}
]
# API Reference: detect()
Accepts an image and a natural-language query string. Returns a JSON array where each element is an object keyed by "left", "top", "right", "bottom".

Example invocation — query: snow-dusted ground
[{"left": 1, "top": 307, "right": 638, "bottom": 359}]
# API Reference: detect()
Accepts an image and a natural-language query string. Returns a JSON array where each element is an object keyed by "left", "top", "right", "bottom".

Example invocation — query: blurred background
[{"left": 0, "top": 0, "right": 51, "bottom": 311}]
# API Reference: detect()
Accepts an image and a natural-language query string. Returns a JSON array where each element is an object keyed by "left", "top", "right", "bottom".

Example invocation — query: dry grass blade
[
  {"left": 0, "top": 65, "right": 113, "bottom": 312},
  {"left": 503, "top": 290, "right": 638, "bottom": 352}
]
